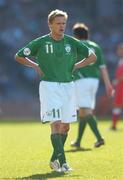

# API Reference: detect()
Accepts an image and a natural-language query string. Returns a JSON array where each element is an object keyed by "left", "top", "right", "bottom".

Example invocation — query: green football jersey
[
  {"left": 74, "top": 40, "right": 106, "bottom": 80},
  {"left": 17, "top": 34, "right": 90, "bottom": 82}
]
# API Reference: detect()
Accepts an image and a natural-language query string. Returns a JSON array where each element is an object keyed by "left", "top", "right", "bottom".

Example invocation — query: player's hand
[
  {"left": 72, "top": 64, "right": 78, "bottom": 73},
  {"left": 106, "top": 84, "right": 115, "bottom": 98}
]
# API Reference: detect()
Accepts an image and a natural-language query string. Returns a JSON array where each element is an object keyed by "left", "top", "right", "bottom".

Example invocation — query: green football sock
[
  {"left": 50, "top": 133, "right": 68, "bottom": 161},
  {"left": 50, "top": 133, "right": 66, "bottom": 166},
  {"left": 86, "top": 115, "right": 102, "bottom": 141},
  {"left": 50, "top": 150, "right": 57, "bottom": 162},
  {"left": 61, "top": 133, "right": 68, "bottom": 146},
  {"left": 76, "top": 117, "right": 86, "bottom": 145}
]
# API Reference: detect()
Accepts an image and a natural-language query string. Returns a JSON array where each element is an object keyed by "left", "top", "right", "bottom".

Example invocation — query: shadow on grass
[
  {"left": 16, "top": 171, "right": 80, "bottom": 179},
  {"left": 65, "top": 147, "right": 92, "bottom": 153},
  {"left": 108, "top": 128, "right": 123, "bottom": 132}
]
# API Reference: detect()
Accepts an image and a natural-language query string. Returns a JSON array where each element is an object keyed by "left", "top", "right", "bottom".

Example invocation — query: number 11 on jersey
[{"left": 45, "top": 44, "right": 53, "bottom": 53}]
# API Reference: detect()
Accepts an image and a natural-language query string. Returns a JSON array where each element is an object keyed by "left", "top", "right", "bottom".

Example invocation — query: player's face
[
  {"left": 49, "top": 16, "right": 67, "bottom": 39},
  {"left": 117, "top": 44, "right": 123, "bottom": 57}
]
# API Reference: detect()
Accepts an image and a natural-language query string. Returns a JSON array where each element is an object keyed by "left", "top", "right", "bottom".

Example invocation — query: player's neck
[{"left": 50, "top": 32, "right": 64, "bottom": 41}]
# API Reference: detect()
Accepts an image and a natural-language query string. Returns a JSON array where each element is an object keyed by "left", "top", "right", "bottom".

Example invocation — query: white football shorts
[
  {"left": 75, "top": 78, "right": 99, "bottom": 109},
  {"left": 39, "top": 81, "right": 77, "bottom": 123}
]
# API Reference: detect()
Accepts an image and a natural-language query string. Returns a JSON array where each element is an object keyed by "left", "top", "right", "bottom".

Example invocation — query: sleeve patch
[{"left": 23, "top": 48, "right": 31, "bottom": 56}]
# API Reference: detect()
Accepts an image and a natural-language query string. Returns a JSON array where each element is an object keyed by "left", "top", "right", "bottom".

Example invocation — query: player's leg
[
  {"left": 39, "top": 81, "right": 65, "bottom": 171},
  {"left": 50, "top": 121, "right": 61, "bottom": 171},
  {"left": 58, "top": 82, "right": 77, "bottom": 172},
  {"left": 59, "top": 123, "right": 73, "bottom": 172},
  {"left": 110, "top": 87, "right": 123, "bottom": 130},
  {"left": 50, "top": 122, "right": 69, "bottom": 162},
  {"left": 71, "top": 79, "right": 88, "bottom": 148},
  {"left": 72, "top": 108, "right": 104, "bottom": 148},
  {"left": 60, "top": 123, "right": 69, "bottom": 147},
  {"left": 71, "top": 108, "right": 87, "bottom": 147},
  {"left": 50, "top": 82, "right": 76, "bottom": 172},
  {"left": 50, "top": 121, "right": 67, "bottom": 171},
  {"left": 111, "top": 107, "right": 121, "bottom": 130},
  {"left": 79, "top": 79, "right": 104, "bottom": 147},
  {"left": 72, "top": 78, "right": 103, "bottom": 147},
  {"left": 50, "top": 121, "right": 73, "bottom": 172},
  {"left": 84, "top": 110, "right": 104, "bottom": 147},
  {"left": 50, "top": 134, "right": 68, "bottom": 163},
  {"left": 51, "top": 122, "right": 72, "bottom": 172}
]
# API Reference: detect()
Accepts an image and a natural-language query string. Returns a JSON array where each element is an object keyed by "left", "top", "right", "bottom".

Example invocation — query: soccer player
[
  {"left": 110, "top": 43, "right": 123, "bottom": 130},
  {"left": 71, "top": 23, "right": 114, "bottom": 148},
  {"left": 15, "top": 10, "right": 96, "bottom": 172}
]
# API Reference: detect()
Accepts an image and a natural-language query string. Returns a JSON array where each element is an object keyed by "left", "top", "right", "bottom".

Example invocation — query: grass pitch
[{"left": 0, "top": 119, "right": 123, "bottom": 180}]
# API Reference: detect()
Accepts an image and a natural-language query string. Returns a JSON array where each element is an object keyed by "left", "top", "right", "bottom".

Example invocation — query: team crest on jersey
[
  {"left": 65, "top": 44, "right": 71, "bottom": 53},
  {"left": 23, "top": 48, "right": 31, "bottom": 56}
]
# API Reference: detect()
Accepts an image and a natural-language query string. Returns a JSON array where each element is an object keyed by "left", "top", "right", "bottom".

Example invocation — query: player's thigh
[
  {"left": 79, "top": 108, "right": 93, "bottom": 118},
  {"left": 62, "top": 82, "right": 77, "bottom": 123},
  {"left": 39, "top": 81, "right": 62, "bottom": 122}
]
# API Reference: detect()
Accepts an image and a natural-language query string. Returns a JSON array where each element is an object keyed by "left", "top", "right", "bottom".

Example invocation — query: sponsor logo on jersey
[
  {"left": 23, "top": 48, "right": 31, "bottom": 56},
  {"left": 46, "top": 111, "right": 53, "bottom": 116},
  {"left": 65, "top": 44, "right": 71, "bottom": 53}
]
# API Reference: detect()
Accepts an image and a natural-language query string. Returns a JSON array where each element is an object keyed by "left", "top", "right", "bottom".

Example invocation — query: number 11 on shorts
[{"left": 52, "top": 108, "right": 61, "bottom": 118}]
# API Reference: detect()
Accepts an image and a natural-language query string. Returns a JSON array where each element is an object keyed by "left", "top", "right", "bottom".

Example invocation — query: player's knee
[
  {"left": 51, "top": 121, "right": 61, "bottom": 133},
  {"left": 60, "top": 124, "right": 70, "bottom": 133},
  {"left": 65, "top": 124, "right": 70, "bottom": 132},
  {"left": 79, "top": 108, "right": 92, "bottom": 118}
]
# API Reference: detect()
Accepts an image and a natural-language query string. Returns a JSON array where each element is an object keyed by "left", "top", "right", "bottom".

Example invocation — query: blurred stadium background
[{"left": 0, "top": 0, "right": 123, "bottom": 119}]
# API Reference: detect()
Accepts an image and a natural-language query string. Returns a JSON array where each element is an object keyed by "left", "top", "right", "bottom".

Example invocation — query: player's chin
[{"left": 59, "top": 30, "right": 64, "bottom": 35}]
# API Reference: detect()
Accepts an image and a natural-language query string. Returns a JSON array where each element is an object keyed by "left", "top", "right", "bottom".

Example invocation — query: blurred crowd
[{"left": 0, "top": 0, "right": 123, "bottom": 101}]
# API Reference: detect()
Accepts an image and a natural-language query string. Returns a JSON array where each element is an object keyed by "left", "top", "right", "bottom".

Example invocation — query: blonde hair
[{"left": 48, "top": 9, "right": 68, "bottom": 24}]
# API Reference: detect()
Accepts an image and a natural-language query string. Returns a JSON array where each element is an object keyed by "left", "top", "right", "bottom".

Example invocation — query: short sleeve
[
  {"left": 76, "top": 40, "right": 94, "bottom": 60},
  {"left": 16, "top": 38, "right": 40, "bottom": 58}
]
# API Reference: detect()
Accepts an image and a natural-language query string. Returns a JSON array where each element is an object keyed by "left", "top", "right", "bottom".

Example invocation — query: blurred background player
[
  {"left": 110, "top": 43, "right": 123, "bottom": 130},
  {"left": 15, "top": 10, "right": 96, "bottom": 172},
  {"left": 71, "top": 23, "right": 114, "bottom": 148}
]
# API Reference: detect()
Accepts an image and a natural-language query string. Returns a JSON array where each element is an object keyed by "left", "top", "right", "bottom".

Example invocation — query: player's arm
[
  {"left": 97, "top": 45, "right": 114, "bottom": 97},
  {"left": 100, "top": 66, "right": 114, "bottom": 97},
  {"left": 73, "top": 54, "right": 96, "bottom": 70},
  {"left": 73, "top": 53, "right": 96, "bottom": 70},
  {"left": 15, "top": 39, "right": 44, "bottom": 76},
  {"left": 73, "top": 45, "right": 96, "bottom": 71},
  {"left": 15, "top": 54, "right": 38, "bottom": 68},
  {"left": 73, "top": 40, "right": 96, "bottom": 71},
  {"left": 15, "top": 55, "right": 44, "bottom": 77}
]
